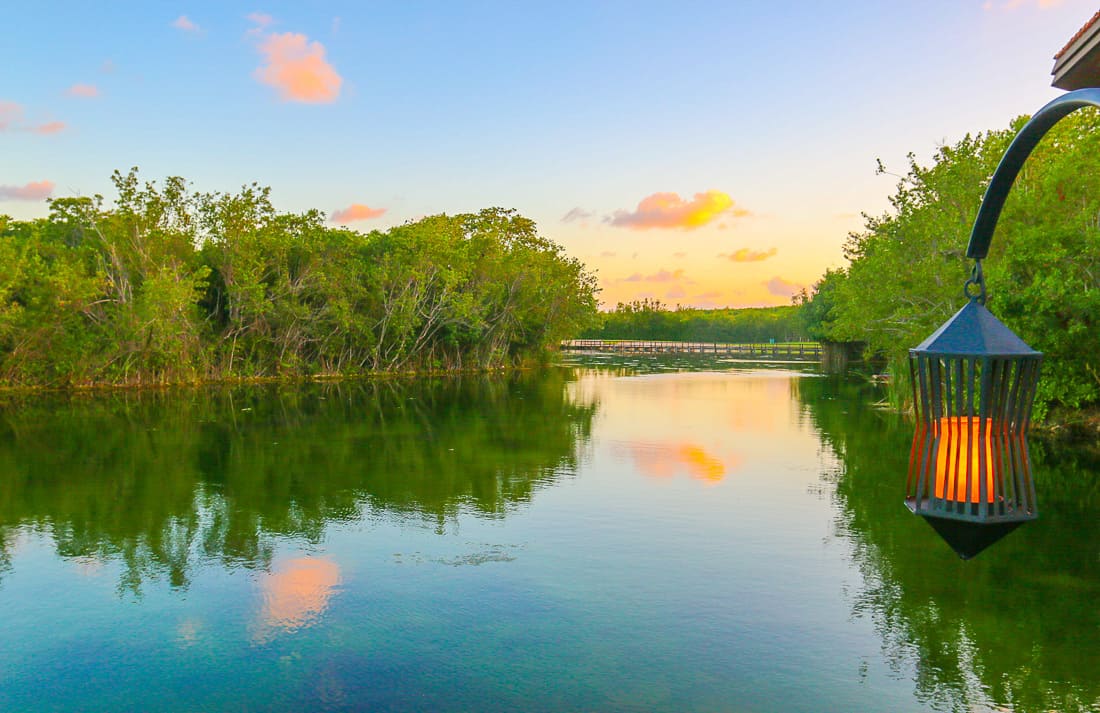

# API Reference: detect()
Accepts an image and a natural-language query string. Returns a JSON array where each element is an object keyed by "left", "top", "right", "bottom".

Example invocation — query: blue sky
[{"left": 2, "top": 1, "right": 1095, "bottom": 307}]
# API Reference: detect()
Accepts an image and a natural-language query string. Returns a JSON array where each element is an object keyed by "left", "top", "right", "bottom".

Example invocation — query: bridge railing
[{"left": 560, "top": 340, "right": 823, "bottom": 360}]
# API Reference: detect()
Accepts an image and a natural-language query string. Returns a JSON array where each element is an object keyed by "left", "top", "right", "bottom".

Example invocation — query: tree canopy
[
  {"left": 800, "top": 108, "right": 1100, "bottom": 418},
  {"left": 0, "top": 170, "right": 599, "bottom": 387},
  {"left": 581, "top": 299, "right": 808, "bottom": 343}
]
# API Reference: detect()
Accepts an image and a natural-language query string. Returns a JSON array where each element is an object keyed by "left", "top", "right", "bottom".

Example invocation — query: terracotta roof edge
[{"left": 1054, "top": 10, "right": 1100, "bottom": 60}]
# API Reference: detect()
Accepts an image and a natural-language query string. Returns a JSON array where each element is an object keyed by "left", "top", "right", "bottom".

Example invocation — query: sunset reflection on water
[{"left": 255, "top": 557, "right": 342, "bottom": 641}]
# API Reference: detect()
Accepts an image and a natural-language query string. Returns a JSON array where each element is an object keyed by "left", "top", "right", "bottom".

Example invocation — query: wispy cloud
[
  {"left": 673, "top": 251, "right": 687, "bottom": 258},
  {"left": 248, "top": 12, "right": 275, "bottom": 29},
  {"left": 66, "top": 83, "right": 99, "bottom": 98},
  {"left": 331, "top": 203, "right": 386, "bottom": 223},
  {"left": 172, "top": 15, "right": 201, "bottom": 33},
  {"left": 0, "top": 101, "right": 21, "bottom": 130},
  {"left": 30, "top": 121, "right": 66, "bottom": 135},
  {"left": 666, "top": 286, "right": 687, "bottom": 299},
  {"left": 0, "top": 101, "right": 66, "bottom": 134},
  {"left": 764, "top": 276, "right": 804, "bottom": 298},
  {"left": 561, "top": 207, "right": 594, "bottom": 223},
  {"left": 0, "top": 180, "right": 55, "bottom": 201},
  {"left": 620, "top": 268, "right": 689, "bottom": 284},
  {"left": 254, "top": 31, "right": 343, "bottom": 103},
  {"left": 721, "top": 247, "right": 777, "bottom": 263},
  {"left": 610, "top": 190, "right": 749, "bottom": 230},
  {"left": 983, "top": 0, "right": 1061, "bottom": 9},
  {"left": 599, "top": 251, "right": 617, "bottom": 258}
]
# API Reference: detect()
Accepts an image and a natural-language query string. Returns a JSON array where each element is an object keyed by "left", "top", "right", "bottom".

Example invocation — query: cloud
[
  {"left": 619, "top": 269, "right": 689, "bottom": 284},
  {"left": 66, "top": 84, "right": 99, "bottom": 98},
  {"left": 248, "top": 12, "right": 274, "bottom": 28},
  {"left": 599, "top": 251, "right": 617, "bottom": 257},
  {"left": 331, "top": 203, "right": 386, "bottom": 223},
  {"left": 673, "top": 252, "right": 687, "bottom": 258},
  {"left": 764, "top": 276, "right": 804, "bottom": 298},
  {"left": 0, "top": 101, "right": 20, "bottom": 130},
  {"left": 561, "top": 207, "right": 594, "bottom": 223},
  {"left": 721, "top": 247, "right": 777, "bottom": 263},
  {"left": 30, "top": 121, "right": 66, "bottom": 135},
  {"left": 610, "top": 190, "right": 749, "bottom": 230},
  {"left": 0, "top": 180, "right": 55, "bottom": 201},
  {"left": 101, "top": 59, "right": 116, "bottom": 74},
  {"left": 172, "top": 15, "right": 201, "bottom": 33},
  {"left": 694, "top": 291, "right": 723, "bottom": 300},
  {"left": 0, "top": 103, "right": 66, "bottom": 135},
  {"left": 255, "top": 32, "right": 343, "bottom": 103},
  {"left": 983, "top": 0, "right": 1061, "bottom": 8},
  {"left": 666, "top": 286, "right": 687, "bottom": 299}
]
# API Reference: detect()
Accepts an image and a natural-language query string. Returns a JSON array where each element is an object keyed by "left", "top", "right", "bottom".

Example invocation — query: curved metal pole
[{"left": 967, "top": 88, "right": 1100, "bottom": 259}]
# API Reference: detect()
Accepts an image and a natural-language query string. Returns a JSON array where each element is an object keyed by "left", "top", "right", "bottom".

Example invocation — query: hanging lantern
[
  {"left": 906, "top": 262, "right": 1041, "bottom": 559},
  {"left": 901, "top": 89, "right": 1100, "bottom": 558}
]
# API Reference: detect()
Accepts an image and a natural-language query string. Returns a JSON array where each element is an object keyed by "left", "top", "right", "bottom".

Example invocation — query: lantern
[
  {"left": 901, "top": 89, "right": 1100, "bottom": 558},
  {"left": 906, "top": 268, "right": 1041, "bottom": 559}
]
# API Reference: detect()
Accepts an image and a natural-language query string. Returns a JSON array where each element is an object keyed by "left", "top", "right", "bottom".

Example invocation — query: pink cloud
[
  {"left": 0, "top": 101, "right": 21, "bottom": 130},
  {"left": 722, "top": 247, "right": 777, "bottom": 263},
  {"left": 666, "top": 286, "right": 687, "bottom": 299},
  {"left": 610, "top": 190, "right": 749, "bottom": 230},
  {"left": 331, "top": 203, "right": 386, "bottom": 223},
  {"left": 255, "top": 32, "right": 343, "bottom": 103},
  {"left": 0, "top": 102, "right": 65, "bottom": 134},
  {"left": 248, "top": 12, "right": 275, "bottom": 27},
  {"left": 620, "top": 269, "right": 689, "bottom": 284},
  {"left": 984, "top": 0, "right": 1061, "bottom": 9},
  {"left": 764, "top": 276, "right": 804, "bottom": 298},
  {"left": 0, "top": 180, "right": 55, "bottom": 201},
  {"left": 30, "top": 121, "right": 66, "bottom": 135},
  {"left": 173, "top": 15, "right": 201, "bottom": 33},
  {"left": 67, "top": 84, "right": 99, "bottom": 98}
]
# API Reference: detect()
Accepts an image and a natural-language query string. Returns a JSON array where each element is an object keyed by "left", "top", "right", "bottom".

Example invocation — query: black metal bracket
[{"left": 967, "top": 88, "right": 1100, "bottom": 259}]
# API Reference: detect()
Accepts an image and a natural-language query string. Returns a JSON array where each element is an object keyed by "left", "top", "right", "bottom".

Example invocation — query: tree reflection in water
[
  {"left": 797, "top": 375, "right": 1100, "bottom": 713},
  {"left": 0, "top": 370, "right": 595, "bottom": 595}
]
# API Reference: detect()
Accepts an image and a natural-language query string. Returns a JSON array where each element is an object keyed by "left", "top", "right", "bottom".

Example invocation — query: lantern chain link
[{"left": 963, "top": 259, "right": 986, "bottom": 305}]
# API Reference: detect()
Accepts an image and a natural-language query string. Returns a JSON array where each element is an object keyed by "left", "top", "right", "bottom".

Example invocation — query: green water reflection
[
  {"left": 797, "top": 375, "right": 1100, "bottom": 713},
  {"left": 0, "top": 358, "right": 1097, "bottom": 712},
  {"left": 0, "top": 372, "right": 594, "bottom": 593}
]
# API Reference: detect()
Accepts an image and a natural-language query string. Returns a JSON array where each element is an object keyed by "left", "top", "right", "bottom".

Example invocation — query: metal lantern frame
[{"left": 905, "top": 88, "right": 1100, "bottom": 558}]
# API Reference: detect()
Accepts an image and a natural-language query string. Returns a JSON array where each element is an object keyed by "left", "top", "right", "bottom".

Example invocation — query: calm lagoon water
[{"left": 0, "top": 355, "right": 1098, "bottom": 712}]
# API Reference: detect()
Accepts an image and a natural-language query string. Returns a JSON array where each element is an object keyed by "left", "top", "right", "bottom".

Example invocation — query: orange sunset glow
[
  {"left": 255, "top": 557, "right": 342, "bottom": 640},
  {"left": 624, "top": 441, "right": 733, "bottom": 484}
]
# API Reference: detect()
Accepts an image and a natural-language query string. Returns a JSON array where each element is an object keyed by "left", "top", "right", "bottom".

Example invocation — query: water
[{"left": 0, "top": 355, "right": 1097, "bottom": 712}]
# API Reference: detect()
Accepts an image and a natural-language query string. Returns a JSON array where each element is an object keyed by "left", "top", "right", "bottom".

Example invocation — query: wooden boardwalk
[{"left": 560, "top": 340, "right": 823, "bottom": 360}]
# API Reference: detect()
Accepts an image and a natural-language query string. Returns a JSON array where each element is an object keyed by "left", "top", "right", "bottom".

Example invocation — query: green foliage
[
  {"left": 0, "top": 371, "right": 594, "bottom": 591},
  {"left": 0, "top": 170, "right": 599, "bottom": 386},
  {"left": 800, "top": 109, "right": 1100, "bottom": 417},
  {"left": 581, "top": 299, "right": 808, "bottom": 342}
]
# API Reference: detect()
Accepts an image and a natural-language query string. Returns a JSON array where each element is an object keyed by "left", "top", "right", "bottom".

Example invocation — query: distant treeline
[
  {"left": 580, "top": 298, "right": 809, "bottom": 343},
  {"left": 0, "top": 169, "right": 599, "bottom": 387},
  {"left": 797, "top": 108, "right": 1100, "bottom": 419}
]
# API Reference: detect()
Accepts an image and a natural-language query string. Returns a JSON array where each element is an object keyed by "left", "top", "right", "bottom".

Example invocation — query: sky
[{"left": 1, "top": 1, "right": 1096, "bottom": 309}]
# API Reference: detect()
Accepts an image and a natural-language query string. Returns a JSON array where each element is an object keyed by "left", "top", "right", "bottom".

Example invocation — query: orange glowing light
[{"left": 934, "top": 417, "right": 996, "bottom": 503}]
